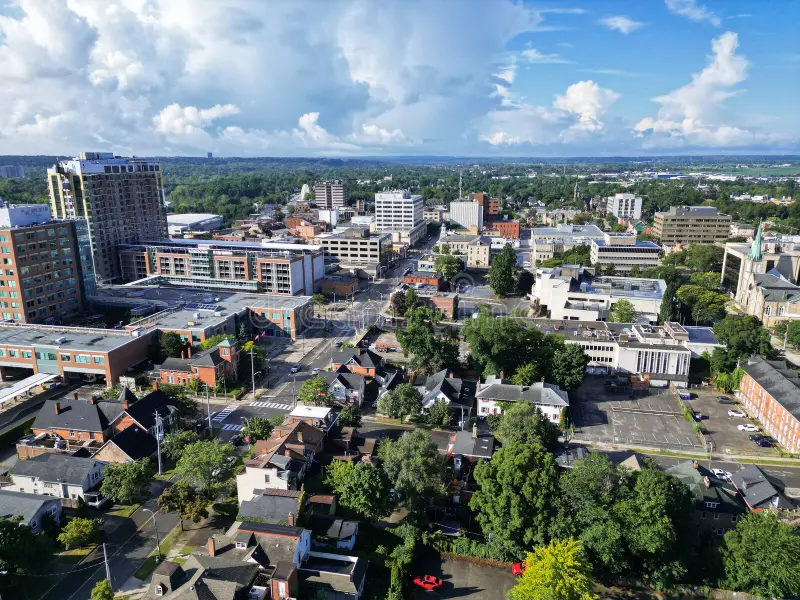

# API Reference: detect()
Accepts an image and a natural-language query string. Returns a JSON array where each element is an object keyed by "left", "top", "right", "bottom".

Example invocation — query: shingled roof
[
  {"left": 33, "top": 397, "right": 122, "bottom": 434},
  {"left": 741, "top": 356, "right": 800, "bottom": 422},
  {"left": 11, "top": 454, "right": 101, "bottom": 486}
]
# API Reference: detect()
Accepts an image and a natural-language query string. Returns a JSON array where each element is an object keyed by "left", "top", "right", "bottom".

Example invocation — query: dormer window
[
  {"left": 236, "top": 541, "right": 246, "bottom": 549},
  {"left": 705, "top": 501, "right": 719, "bottom": 509},
  {"left": 155, "top": 583, "right": 165, "bottom": 596}
]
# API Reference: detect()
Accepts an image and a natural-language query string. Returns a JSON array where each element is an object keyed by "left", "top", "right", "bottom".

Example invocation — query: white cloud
[
  {"left": 664, "top": 0, "right": 721, "bottom": 26},
  {"left": 153, "top": 104, "right": 240, "bottom": 135},
  {"left": 599, "top": 16, "right": 644, "bottom": 34},
  {"left": 539, "top": 8, "right": 587, "bottom": 15},
  {"left": 555, "top": 81, "right": 621, "bottom": 134},
  {"left": 521, "top": 48, "right": 573, "bottom": 64}
]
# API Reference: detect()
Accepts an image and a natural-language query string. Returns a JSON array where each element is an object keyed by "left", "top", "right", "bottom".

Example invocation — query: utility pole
[
  {"left": 103, "top": 543, "right": 111, "bottom": 583},
  {"left": 154, "top": 411, "right": 163, "bottom": 475},
  {"left": 293, "top": 372, "right": 298, "bottom": 406},
  {"left": 143, "top": 508, "right": 161, "bottom": 561},
  {"left": 205, "top": 384, "right": 212, "bottom": 432}
]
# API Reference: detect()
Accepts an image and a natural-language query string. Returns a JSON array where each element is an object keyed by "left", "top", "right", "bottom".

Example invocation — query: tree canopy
[
  {"left": 489, "top": 243, "right": 517, "bottom": 297},
  {"left": 509, "top": 539, "right": 598, "bottom": 600},
  {"left": 297, "top": 376, "right": 332, "bottom": 406},
  {"left": 609, "top": 299, "right": 637, "bottom": 323},
  {"left": 175, "top": 439, "right": 236, "bottom": 497},
  {"left": 494, "top": 402, "right": 558, "bottom": 450},
  {"left": 0, "top": 516, "right": 53, "bottom": 574},
  {"left": 433, "top": 254, "right": 463, "bottom": 282},
  {"left": 242, "top": 416, "right": 275, "bottom": 443},
  {"left": 57, "top": 517, "right": 103, "bottom": 550},
  {"left": 378, "top": 429, "right": 448, "bottom": 510},
  {"left": 160, "top": 332, "right": 186, "bottom": 358},
  {"left": 377, "top": 383, "right": 422, "bottom": 420},
  {"left": 324, "top": 461, "right": 392, "bottom": 519},
  {"left": 100, "top": 458, "right": 155, "bottom": 505},
  {"left": 396, "top": 307, "right": 459, "bottom": 374},
  {"left": 551, "top": 343, "right": 589, "bottom": 391}
]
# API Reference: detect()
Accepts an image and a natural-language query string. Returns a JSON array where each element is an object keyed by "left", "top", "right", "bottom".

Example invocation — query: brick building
[
  {"left": 403, "top": 272, "right": 445, "bottom": 290},
  {"left": 738, "top": 356, "right": 800, "bottom": 454},
  {"left": 486, "top": 219, "right": 521, "bottom": 239},
  {"left": 321, "top": 275, "right": 358, "bottom": 298},
  {"left": 156, "top": 338, "right": 240, "bottom": 387}
]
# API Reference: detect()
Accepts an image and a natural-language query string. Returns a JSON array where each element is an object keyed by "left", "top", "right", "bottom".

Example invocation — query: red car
[
  {"left": 512, "top": 562, "right": 526, "bottom": 577},
  {"left": 413, "top": 575, "right": 443, "bottom": 591}
]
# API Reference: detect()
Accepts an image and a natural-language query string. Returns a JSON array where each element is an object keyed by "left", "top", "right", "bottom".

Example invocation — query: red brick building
[
  {"left": 403, "top": 272, "right": 445, "bottom": 290},
  {"left": 739, "top": 356, "right": 800, "bottom": 454},
  {"left": 486, "top": 219, "right": 521, "bottom": 239},
  {"left": 156, "top": 338, "right": 240, "bottom": 387}
]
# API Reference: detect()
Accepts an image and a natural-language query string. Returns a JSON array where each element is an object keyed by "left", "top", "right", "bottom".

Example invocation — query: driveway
[{"left": 411, "top": 551, "right": 516, "bottom": 600}]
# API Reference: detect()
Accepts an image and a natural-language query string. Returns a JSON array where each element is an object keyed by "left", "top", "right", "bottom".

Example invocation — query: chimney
[
  {"left": 152, "top": 381, "right": 159, "bottom": 391},
  {"left": 54, "top": 402, "right": 61, "bottom": 415},
  {"left": 541, "top": 376, "right": 545, "bottom": 383},
  {"left": 89, "top": 396, "right": 96, "bottom": 405},
  {"left": 187, "top": 346, "right": 192, "bottom": 358},
  {"left": 703, "top": 476, "right": 711, "bottom": 489},
  {"left": 287, "top": 512, "right": 295, "bottom": 527},
  {"left": 72, "top": 391, "right": 79, "bottom": 400},
  {"left": 449, "top": 372, "right": 455, "bottom": 379},
  {"left": 472, "top": 424, "right": 478, "bottom": 439},
  {"left": 499, "top": 371, "right": 504, "bottom": 380},
  {"left": 207, "top": 537, "right": 216, "bottom": 557},
  {"left": 692, "top": 460, "right": 699, "bottom": 470},
  {"left": 297, "top": 431, "right": 304, "bottom": 443},
  {"left": 123, "top": 397, "right": 129, "bottom": 411}
]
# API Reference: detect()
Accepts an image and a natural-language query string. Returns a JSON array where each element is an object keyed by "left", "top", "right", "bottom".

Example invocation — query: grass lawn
[
  {"left": 57, "top": 546, "right": 95, "bottom": 564},
  {"left": 106, "top": 502, "right": 141, "bottom": 518},
  {"left": 178, "top": 545, "right": 196, "bottom": 555},
  {"left": 133, "top": 526, "right": 181, "bottom": 580},
  {"left": 212, "top": 498, "right": 238, "bottom": 520}
]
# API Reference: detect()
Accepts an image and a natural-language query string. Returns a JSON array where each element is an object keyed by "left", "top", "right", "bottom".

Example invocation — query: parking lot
[
  {"left": 571, "top": 377, "right": 704, "bottom": 451},
  {"left": 686, "top": 392, "right": 779, "bottom": 457},
  {"left": 410, "top": 552, "right": 516, "bottom": 600}
]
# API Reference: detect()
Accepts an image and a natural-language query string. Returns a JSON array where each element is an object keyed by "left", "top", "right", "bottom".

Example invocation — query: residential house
[
  {"left": 446, "top": 429, "right": 495, "bottom": 463},
  {"left": 323, "top": 426, "right": 377, "bottom": 465},
  {"left": 330, "top": 348, "right": 383, "bottom": 378},
  {"left": 476, "top": 375, "right": 569, "bottom": 424},
  {"left": 93, "top": 425, "right": 158, "bottom": 463},
  {"left": 665, "top": 460, "right": 747, "bottom": 536},
  {"left": 110, "top": 388, "right": 177, "bottom": 438},
  {"left": 730, "top": 465, "right": 793, "bottom": 511},
  {"left": 306, "top": 514, "right": 359, "bottom": 551},
  {"left": 238, "top": 489, "right": 303, "bottom": 524},
  {"left": 5, "top": 454, "right": 105, "bottom": 504},
  {"left": 554, "top": 445, "right": 590, "bottom": 469},
  {"left": 156, "top": 339, "right": 240, "bottom": 388},
  {"left": 321, "top": 368, "right": 366, "bottom": 407},
  {"left": 31, "top": 393, "right": 122, "bottom": 443},
  {"left": 413, "top": 369, "right": 477, "bottom": 423},
  {"left": 0, "top": 490, "right": 61, "bottom": 533}
]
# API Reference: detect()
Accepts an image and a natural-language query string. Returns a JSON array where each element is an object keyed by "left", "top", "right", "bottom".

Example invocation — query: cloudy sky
[{"left": 1, "top": 0, "right": 798, "bottom": 157}]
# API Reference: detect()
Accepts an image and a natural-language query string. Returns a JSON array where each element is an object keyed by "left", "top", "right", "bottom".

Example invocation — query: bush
[{"left": 422, "top": 530, "right": 520, "bottom": 563}]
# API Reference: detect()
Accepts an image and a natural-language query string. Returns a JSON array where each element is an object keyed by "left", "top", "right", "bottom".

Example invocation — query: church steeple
[{"left": 749, "top": 221, "right": 763, "bottom": 261}]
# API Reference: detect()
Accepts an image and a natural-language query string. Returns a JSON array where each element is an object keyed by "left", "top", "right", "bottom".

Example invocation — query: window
[
  {"left": 264, "top": 474, "right": 271, "bottom": 483},
  {"left": 731, "top": 515, "right": 738, "bottom": 523},
  {"left": 705, "top": 501, "right": 719, "bottom": 509},
  {"left": 713, "top": 512, "right": 720, "bottom": 520},
  {"left": 155, "top": 584, "right": 165, "bottom": 597},
  {"left": 93, "top": 356, "right": 105, "bottom": 365},
  {"left": 60, "top": 354, "right": 70, "bottom": 362},
  {"left": 75, "top": 355, "right": 91, "bottom": 364}
]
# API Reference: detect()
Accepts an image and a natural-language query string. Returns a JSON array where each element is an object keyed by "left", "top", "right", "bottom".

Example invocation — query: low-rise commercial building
[
  {"left": 403, "top": 272, "right": 445, "bottom": 291},
  {"left": 167, "top": 213, "right": 224, "bottom": 235},
  {"left": 321, "top": 275, "right": 358, "bottom": 298},
  {"left": 653, "top": 206, "right": 732, "bottom": 244},
  {"left": 416, "top": 253, "right": 465, "bottom": 274},
  {"left": 439, "top": 234, "right": 491, "bottom": 268},
  {"left": 590, "top": 233, "right": 661, "bottom": 273},
  {"left": 423, "top": 207, "right": 447, "bottom": 223},
  {"left": 738, "top": 356, "right": 800, "bottom": 454},
  {"left": 533, "top": 266, "right": 666, "bottom": 323},
  {"left": 531, "top": 224, "right": 605, "bottom": 263},
  {"left": 605, "top": 193, "right": 642, "bottom": 221},
  {"left": 486, "top": 219, "right": 521, "bottom": 239}
]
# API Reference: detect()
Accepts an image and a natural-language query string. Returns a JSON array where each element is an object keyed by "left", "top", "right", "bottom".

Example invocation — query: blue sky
[{"left": 0, "top": 0, "right": 797, "bottom": 157}]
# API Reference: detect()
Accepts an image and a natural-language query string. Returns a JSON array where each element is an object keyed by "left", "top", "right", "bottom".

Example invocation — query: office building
[
  {"left": 0, "top": 202, "right": 94, "bottom": 323},
  {"left": 167, "top": 213, "right": 224, "bottom": 235},
  {"left": 533, "top": 266, "right": 666, "bottom": 323},
  {"left": 590, "top": 233, "right": 660, "bottom": 273},
  {"left": 375, "top": 189, "right": 426, "bottom": 246},
  {"left": 0, "top": 165, "right": 26, "bottom": 178},
  {"left": 439, "top": 234, "right": 492, "bottom": 268},
  {"left": 653, "top": 206, "right": 732, "bottom": 244},
  {"left": 314, "top": 180, "right": 348, "bottom": 209},
  {"left": 315, "top": 228, "right": 393, "bottom": 269},
  {"left": 119, "top": 238, "right": 324, "bottom": 295},
  {"left": 531, "top": 224, "right": 605, "bottom": 263},
  {"left": 423, "top": 207, "right": 447, "bottom": 223},
  {"left": 606, "top": 193, "right": 642, "bottom": 221},
  {"left": 448, "top": 201, "right": 483, "bottom": 232},
  {"left": 486, "top": 219, "right": 520, "bottom": 240},
  {"left": 47, "top": 152, "right": 168, "bottom": 283},
  {"left": 473, "top": 192, "right": 499, "bottom": 219}
]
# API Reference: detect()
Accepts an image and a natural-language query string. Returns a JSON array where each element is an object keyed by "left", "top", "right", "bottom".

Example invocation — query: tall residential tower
[
  {"left": 48, "top": 152, "right": 168, "bottom": 283},
  {"left": 314, "top": 180, "right": 348, "bottom": 209}
]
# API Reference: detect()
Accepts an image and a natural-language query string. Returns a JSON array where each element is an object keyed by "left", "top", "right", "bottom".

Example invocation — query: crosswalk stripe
[
  {"left": 221, "top": 424, "right": 243, "bottom": 431},
  {"left": 213, "top": 404, "right": 238, "bottom": 421},
  {"left": 249, "top": 401, "right": 292, "bottom": 410}
]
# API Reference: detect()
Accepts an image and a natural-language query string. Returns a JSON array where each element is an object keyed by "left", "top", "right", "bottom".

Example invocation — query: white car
[
  {"left": 727, "top": 409, "right": 747, "bottom": 418},
  {"left": 290, "top": 365, "right": 301, "bottom": 374},
  {"left": 711, "top": 469, "right": 732, "bottom": 480},
  {"left": 312, "top": 367, "right": 321, "bottom": 375},
  {"left": 737, "top": 423, "right": 759, "bottom": 432}
]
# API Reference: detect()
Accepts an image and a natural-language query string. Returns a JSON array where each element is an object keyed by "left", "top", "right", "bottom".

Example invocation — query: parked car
[
  {"left": 716, "top": 396, "right": 736, "bottom": 404},
  {"left": 512, "top": 562, "right": 526, "bottom": 577},
  {"left": 691, "top": 411, "right": 703, "bottom": 422},
  {"left": 737, "top": 423, "right": 759, "bottom": 432},
  {"left": 230, "top": 434, "right": 244, "bottom": 446},
  {"left": 748, "top": 433, "right": 764, "bottom": 442},
  {"left": 312, "top": 368, "right": 321, "bottom": 375},
  {"left": 334, "top": 341, "right": 343, "bottom": 348},
  {"left": 711, "top": 469, "right": 732, "bottom": 480},
  {"left": 412, "top": 576, "right": 443, "bottom": 591},
  {"left": 290, "top": 365, "right": 301, "bottom": 373},
  {"left": 727, "top": 409, "right": 747, "bottom": 418},
  {"left": 756, "top": 438, "right": 773, "bottom": 448}
]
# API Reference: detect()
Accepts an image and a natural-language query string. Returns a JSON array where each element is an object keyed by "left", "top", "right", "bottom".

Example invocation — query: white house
[
  {"left": 6, "top": 454, "right": 105, "bottom": 502},
  {"left": 476, "top": 375, "right": 569, "bottom": 424},
  {"left": 322, "top": 369, "right": 366, "bottom": 407}
]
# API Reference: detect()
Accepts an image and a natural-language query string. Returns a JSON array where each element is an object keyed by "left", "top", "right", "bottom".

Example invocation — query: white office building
[
  {"left": 375, "top": 189, "right": 426, "bottom": 246},
  {"left": 448, "top": 201, "right": 483, "bottom": 232},
  {"left": 531, "top": 224, "right": 606, "bottom": 263},
  {"left": 606, "top": 193, "right": 642, "bottom": 220},
  {"left": 590, "top": 233, "right": 660, "bottom": 272},
  {"left": 0, "top": 201, "right": 52, "bottom": 228}
]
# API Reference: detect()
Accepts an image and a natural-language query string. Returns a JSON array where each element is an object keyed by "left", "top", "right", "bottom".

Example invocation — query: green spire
[{"left": 749, "top": 221, "right": 763, "bottom": 261}]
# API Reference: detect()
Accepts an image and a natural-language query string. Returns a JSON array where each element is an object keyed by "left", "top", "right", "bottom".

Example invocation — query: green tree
[
  {"left": 378, "top": 430, "right": 448, "bottom": 510},
  {"left": 240, "top": 340, "right": 266, "bottom": 380},
  {"left": 0, "top": 516, "right": 53, "bottom": 574},
  {"left": 676, "top": 285, "right": 728, "bottom": 325},
  {"left": 786, "top": 320, "right": 800, "bottom": 348},
  {"left": 158, "top": 486, "right": 210, "bottom": 531},
  {"left": 404, "top": 288, "right": 420, "bottom": 314},
  {"left": 160, "top": 332, "right": 185, "bottom": 358},
  {"left": 90, "top": 579, "right": 114, "bottom": 600},
  {"left": 712, "top": 314, "right": 772, "bottom": 361},
  {"left": 162, "top": 430, "right": 200, "bottom": 461},
  {"left": 396, "top": 307, "right": 459, "bottom": 374},
  {"left": 338, "top": 406, "right": 362, "bottom": 427},
  {"left": 200, "top": 334, "right": 232, "bottom": 350},
  {"left": 495, "top": 401, "right": 558, "bottom": 450},
  {"left": 685, "top": 244, "right": 724, "bottom": 272},
  {"left": 433, "top": 254, "right": 463, "bottom": 282},
  {"left": 489, "top": 243, "right": 517, "bottom": 297},
  {"left": 175, "top": 440, "right": 236, "bottom": 497},
  {"left": 324, "top": 461, "right": 392, "bottom": 519},
  {"left": 774, "top": 320, "right": 788, "bottom": 338},
  {"left": 470, "top": 441, "right": 559, "bottom": 548},
  {"left": 100, "top": 458, "right": 155, "bottom": 505},
  {"left": 57, "top": 517, "right": 103, "bottom": 550},
  {"left": 426, "top": 398, "right": 451, "bottom": 427},
  {"left": 242, "top": 416, "right": 274, "bottom": 443},
  {"left": 517, "top": 269, "right": 535, "bottom": 294},
  {"left": 377, "top": 384, "right": 422, "bottom": 420},
  {"left": 508, "top": 539, "right": 598, "bottom": 600},
  {"left": 511, "top": 363, "right": 538, "bottom": 386},
  {"left": 609, "top": 299, "right": 637, "bottom": 323},
  {"left": 297, "top": 376, "right": 332, "bottom": 406},
  {"left": 312, "top": 293, "right": 329, "bottom": 307},
  {"left": 721, "top": 512, "right": 800, "bottom": 598},
  {"left": 659, "top": 282, "right": 681, "bottom": 324},
  {"left": 689, "top": 271, "right": 721, "bottom": 290},
  {"left": 390, "top": 290, "right": 406, "bottom": 316},
  {"left": 551, "top": 344, "right": 589, "bottom": 391}
]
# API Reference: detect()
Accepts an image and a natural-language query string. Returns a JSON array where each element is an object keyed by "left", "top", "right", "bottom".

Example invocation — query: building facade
[
  {"left": 476, "top": 376, "right": 569, "bottom": 424},
  {"left": 315, "top": 228, "right": 393, "bottom": 267},
  {"left": 375, "top": 190, "right": 426, "bottom": 246},
  {"left": 590, "top": 233, "right": 661, "bottom": 273},
  {"left": 314, "top": 180, "right": 348, "bottom": 209},
  {"left": 119, "top": 239, "right": 324, "bottom": 295},
  {"left": 448, "top": 201, "right": 483, "bottom": 232},
  {"left": 439, "top": 234, "right": 491, "bottom": 268},
  {"left": 167, "top": 213, "right": 224, "bottom": 235},
  {"left": 653, "top": 206, "right": 732, "bottom": 244},
  {"left": 606, "top": 193, "right": 642, "bottom": 221},
  {"left": 48, "top": 152, "right": 168, "bottom": 283},
  {"left": 486, "top": 219, "right": 521, "bottom": 239}
]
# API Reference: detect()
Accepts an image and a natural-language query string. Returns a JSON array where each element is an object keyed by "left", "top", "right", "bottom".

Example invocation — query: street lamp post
[
  {"left": 142, "top": 508, "right": 161, "bottom": 561},
  {"left": 205, "top": 384, "right": 212, "bottom": 432},
  {"left": 249, "top": 348, "right": 256, "bottom": 398}
]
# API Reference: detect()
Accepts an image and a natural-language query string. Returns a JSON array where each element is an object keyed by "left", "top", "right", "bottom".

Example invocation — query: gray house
[
  {"left": 6, "top": 453, "right": 105, "bottom": 505},
  {"left": 0, "top": 490, "right": 61, "bottom": 533}
]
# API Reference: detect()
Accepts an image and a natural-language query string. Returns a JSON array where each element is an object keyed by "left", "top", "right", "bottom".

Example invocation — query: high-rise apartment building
[
  {"left": 314, "top": 180, "right": 348, "bottom": 209},
  {"left": 606, "top": 193, "right": 642, "bottom": 221},
  {"left": 48, "top": 152, "right": 168, "bottom": 283},
  {"left": 653, "top": 206, "right": 732, "bottom": 245},
  {"left": 0, "top": 201, "right": 93, "bottom": 323},
  {"left": 0, "top": 165, "right": 26, "bottom": 179},
  {"left": 375, "top": 190, "right": 426, "bottom": 246}
]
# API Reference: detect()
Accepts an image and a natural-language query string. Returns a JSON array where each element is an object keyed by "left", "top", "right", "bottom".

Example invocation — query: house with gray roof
[
  {"left": 0, "top": 490, "right": 61, "bottom": 533},
  {"left": 32, "top": 393, "right": 123, "bottom": 442},
  {"left": 413, "top": 370, "right": 478, "bottom": 417},
  {"left": 330, "top": 348, "right": 383, "bottom": 378},
  {"left": 237, "top": 489, "right": 303, "bottom": 525},
  {"left": 307, "top": 514, "right": 359, "bottom": 550},
  {"left": 6, "top": 453, "right": 105, "bottom": 503},
  {"left": 476, "top": 375, "right": 569, "bottom": 424},
  {"left": 730, "top": 464, "right": 793, "bottom": 511},
  {"left": 321, "top": 368, "right": 366, "bottom": 407},
  {"left": 446, "top": 428, "right": 495, "bottom": 462}
]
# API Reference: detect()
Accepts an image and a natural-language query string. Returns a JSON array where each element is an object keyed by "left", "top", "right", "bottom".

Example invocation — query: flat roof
[
  {"left": 132, "top": 238, "right": 322, "bottom": 252},
  {"left": 0, "top": 323, "right": 151, "bottom": 353},
  {"left": 289, "top": 406, "right": 333, "bottom": 419},
  {"left": 166, "top": 213, "right": 222, "bottom": 224},
  {"left": 592, "top": 240, "right": 660, "bottom": 248}
]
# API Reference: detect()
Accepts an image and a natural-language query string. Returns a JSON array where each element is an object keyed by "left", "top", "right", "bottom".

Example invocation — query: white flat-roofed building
[
  {"left": 590, "top": 233, "right": 660, "bottom": 272},
  {"left": 606, "top": 193, "right": 642, "bottom": 220},
  {"left": 448, "top": 201, "right": 483, "bottom": 232},
  {"left": 0, "top": 201, "right": 51, "bottom": 227},
  {"left": 167, "top": 213, "right": 224, "bottom": 235},
  {"left": 533, "top": 265, "right": 666, "bottom": 323},
  {"left": 375, "top": 189, "right": 426, "bottom": 246},
  {"left": 531, "top": 224, "right": 605, "bottom": 263}
]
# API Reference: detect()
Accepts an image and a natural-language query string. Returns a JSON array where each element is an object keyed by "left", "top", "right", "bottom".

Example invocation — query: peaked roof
[
  {"left": 665, "top": 461, "right": 746, "bottom": 514},
  {"left": 741, "top": 357, "right": 800, "bottom": 422},
  {"left": 730, "top": 464, "right": 793, "bottom": 510},
  {"left": 121, "top": 389, "right": 176, "bottom": 430},
  {"left": 321, "top": 370, "right": 364, "bottom": 390},
  {"left": 100, "top": 425, "right": 158, "bottom": 461},
  {"left": 118, "top": 386, "right": 138, "bottom": 406},
  {"left": 416, "top": 369, "right": 477, "bottom": 409},
  {"left": 0, "top": 490, "right": 60, "bottom": 523},
  {"left": 331, "top": 348, "right": 382, "bottom": 369},
  {"left": 476, "top": 378, "right": 569, "bottom": 407},
  {"left": 238, "top": 493, "right": 300, "bottom": 524},
  {"left": 33, "top": 397, "right": 122, "bottom": 433},
  {"left": 11, "top": 453, "right": 100, "bottom": 485},
  {"left": 306, "top": 514, "right": 358, "bottom": 540}
]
